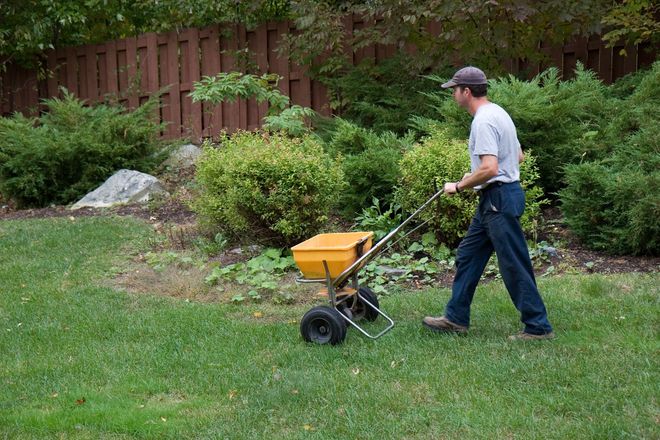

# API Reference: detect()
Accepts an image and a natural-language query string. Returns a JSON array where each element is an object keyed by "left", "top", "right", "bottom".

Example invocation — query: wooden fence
[{"left": 0, "top": 19, "right": 656, "bottom": 140}]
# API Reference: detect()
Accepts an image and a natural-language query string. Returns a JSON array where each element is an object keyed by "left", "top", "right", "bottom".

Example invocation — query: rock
[
  {"left": 542, "top": 246, "right": 559, "bottom": 258},
  {"left": 377, "top": 265, "right": 408, "bottom": 277},
  {"left": 71, "top": 169, "right": 169, "bottom": 210},
  {"left": 228, "top": 245, "right": 263, "bottom": 255},
  {"left": 164, "top": 143, "right": 202, "bottom": 168}
]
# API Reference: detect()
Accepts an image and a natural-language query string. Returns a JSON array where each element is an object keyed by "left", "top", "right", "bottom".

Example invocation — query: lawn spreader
[{"left": 291, "top": 187, "right": 446, "bottom": 345}]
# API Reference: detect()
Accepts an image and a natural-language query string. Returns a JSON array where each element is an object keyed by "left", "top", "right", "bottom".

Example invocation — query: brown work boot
[
  {"left": 422, "top": 316, "right": 468, "bottom": 334},
  {"left": 508, "top": 331, "right": 556, "bottom": 341}
]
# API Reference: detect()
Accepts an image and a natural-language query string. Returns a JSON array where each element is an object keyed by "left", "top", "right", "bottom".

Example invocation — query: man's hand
[{"left": 444, "top": 181, "right": 460, "bottom": 196}]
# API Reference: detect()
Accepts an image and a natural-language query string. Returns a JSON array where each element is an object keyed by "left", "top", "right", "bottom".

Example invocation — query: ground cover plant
[{"left": 1, "top": 216, "right": 658, "bottom": 439}]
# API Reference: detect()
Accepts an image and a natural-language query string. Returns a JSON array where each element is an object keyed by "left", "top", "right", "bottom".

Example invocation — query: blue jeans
[{"left": 444, "top": 182, "right": 553, "bottom": 335}]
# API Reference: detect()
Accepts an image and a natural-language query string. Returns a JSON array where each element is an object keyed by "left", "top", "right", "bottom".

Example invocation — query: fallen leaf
[
  {"left": 291, "top": 389, "right": 299, "bottom": 395},
  {"left": 68, "top": 216, "right": 75, "bottom": 221},
  {"left": 253, "top": 311, "right": 263, "bottom": 318},
  {"left": 75, "top": 397, "right": 86, "bottom": 405},
  {"left": 228, "top": 390, "right": 237, "bottom": 400},
  {"left": 352, "top": 368, "right": 360, "bottom": 375},
  {"left": 51, "top": 393, "right": 59, "bottom": 398},
  {"left": 303, "top": 424, "right": 314, "bottom": 431},
  {"left": 161, "top": 417, "right": 167, "bottom": 422}
]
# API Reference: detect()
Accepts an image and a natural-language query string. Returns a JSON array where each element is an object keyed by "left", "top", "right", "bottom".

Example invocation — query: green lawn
[{"left": 0, "top": 217, "right": 658, "bottom": 439}]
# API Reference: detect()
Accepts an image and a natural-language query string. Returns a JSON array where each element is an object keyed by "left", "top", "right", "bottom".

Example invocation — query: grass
[{"left": 0, "top": 217, "right": 658, "bottom": 439}]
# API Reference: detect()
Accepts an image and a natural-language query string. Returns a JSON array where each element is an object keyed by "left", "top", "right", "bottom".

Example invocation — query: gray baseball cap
[{"left": 441, "top": 66, "right": 488, "bottom": 88}]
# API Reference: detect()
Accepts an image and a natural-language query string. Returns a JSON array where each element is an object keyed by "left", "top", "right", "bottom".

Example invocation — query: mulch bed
[{"left": 1, "top": 200, "right": 658, "bottom": 277}]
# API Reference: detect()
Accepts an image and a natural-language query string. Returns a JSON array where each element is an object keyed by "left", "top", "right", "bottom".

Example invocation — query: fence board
[
  {"left": 85, "top": 45, "right": 99, "bottom": 101},
  {"left": 200, "top": 25, "right": 222, "bottom": 138},
  {"left": 65, "top": 50, "right": 77, "bottom": 94},
  {"left": 221, "top": 25, "right": 241, "bottom": 133},
  {"left": 126, "top": 37, "right": 138, "bottom": 109},
  {"left": 166, "top": 31, "right": 182, "bottom": 139}
]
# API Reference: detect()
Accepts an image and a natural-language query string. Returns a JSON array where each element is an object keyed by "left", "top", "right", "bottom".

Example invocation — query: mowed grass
[{"left": 0, "top": 217, "right": 658, "bottom": 439}]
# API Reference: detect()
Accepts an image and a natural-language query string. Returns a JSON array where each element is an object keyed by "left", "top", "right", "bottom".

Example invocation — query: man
[{"left": 422, "top": 66, "right": 554, "bottom": 340}]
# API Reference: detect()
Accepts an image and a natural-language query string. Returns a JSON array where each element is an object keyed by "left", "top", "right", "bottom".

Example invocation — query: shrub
[
  {"left": 192, "top": 131, "right": 344, "bottom": 245},
  {"left": 322, "top": 55, "right": 451, "bottom": 135},
  {"left": 560, "top": 62, "right": 660, "bottom": 255},
  {"left": 560, "top": 124, "right": 660, "bottom": 255},
  {"left": 396, "top": 128, "right": 545, "bottom": 246},
  {"left": 0, "top": 90, "right": 164, "bottom": 207},
  {"left": 395, "top": 129, "right": 475, "bottom": 246},
  {"left": 322, "top": 118, "right": 414, "bottom": 216}
]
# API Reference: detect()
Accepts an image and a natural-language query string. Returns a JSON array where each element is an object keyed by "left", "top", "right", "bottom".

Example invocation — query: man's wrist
[{"left": 455, "top": 181, "right": 462, "bottom": 193}]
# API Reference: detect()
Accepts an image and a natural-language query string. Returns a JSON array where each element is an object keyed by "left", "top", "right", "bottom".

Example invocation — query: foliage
[
  {"left": 262, "top": 105, "right": 317, "bottom": 137},
  {"left": 354, "top": 198, "right": 404, "bottom": 242},
  {"left": 190, "top": 72, "right": 289, "bottom": 113},
  {"left": 144, "top": 250, "right": 198, "bottom": 271},
  {"left": 205, "top": 248, "right": 296, "bottom": 301},
  {"left": 395, "top": 128, "right": 476, "bottom": 246},
  {"left": 192, "top": 132, "right": 344, "bottom": 245},
  {"left": 192, "top": 232, "right": 229, "bottom": 256},
  {"left": 602, "top": 0, "right": 660, "bottom": 49},
  {"left": 281, "top": 0, "right": 611, "bottom": 75},
  {"left": 322, "top": 55, "right": 449, "bottom": 135},
  {"left": 560, "top": 125, "right": 660, "bottom": 255},
  {"left": 422, "top": 65, "right": 612, "bottom": 195},
  {"left": 0, "top": 0, "right": 288, "bottom": 69},
  {"left": 190, "top": 72, "right": 316, "bottom": 136},
  {"left": 558, "top": 62, "right": 659, "bottom": 255},
  {"left": 322, "top": 118, "right": 414, "bottom": 216},
  {"left": 396, "top": 128, "right": 545, "bottom": 247},
  {"left": 0, "top": 90, "right": 164, "bottom": 208}
]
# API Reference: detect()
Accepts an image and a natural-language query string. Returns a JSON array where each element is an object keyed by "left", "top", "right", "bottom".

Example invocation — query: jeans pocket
[{"left": 487, "top": 185, "right": 525, "bottom": 218}]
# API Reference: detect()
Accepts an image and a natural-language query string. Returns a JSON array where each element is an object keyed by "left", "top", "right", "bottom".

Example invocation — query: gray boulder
[
  {"left": 71, "top": 169, "right": 169, "bottom": 209},
  {"left": 164, "top": 143, "right": 202, "bottom": 168}
]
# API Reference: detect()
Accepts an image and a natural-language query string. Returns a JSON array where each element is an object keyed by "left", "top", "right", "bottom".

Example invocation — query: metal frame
[{"left": 297, "top": 187, "right": 446, "bottom": 340}]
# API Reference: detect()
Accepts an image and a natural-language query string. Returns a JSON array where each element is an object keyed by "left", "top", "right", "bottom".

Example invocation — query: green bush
[
  {"left": 559, "top": 62, "right": 659, "bottom": 255},
  {"left": 396, "top": 128, "right": 545, "bottom": 246},
  {"left": 395, "top": 128, "right": 475, "bottom": 246},
  {"left": 322, "top": 119, "right": 414, "bottom": 216},
  {"left": 560, "top": 124, "right": 660, "bottom": 255},
  {"left": 0, "top": 90, "right": 164, "bottom": 207},
  {"left": 323, "top": 55, "right": 451, "bottom": 135},
  {"left": 192, "top": 131, "right": 344, "bottom": 245}
]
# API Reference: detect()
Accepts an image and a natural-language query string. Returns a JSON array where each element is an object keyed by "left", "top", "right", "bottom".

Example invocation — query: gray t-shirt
[{"left": 468, "top": 102, "right": 521, "bottom": 189}]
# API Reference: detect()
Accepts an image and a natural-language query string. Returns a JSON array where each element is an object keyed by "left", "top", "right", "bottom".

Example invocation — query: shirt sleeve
[{"left": 472, "top": 121, "right": 499, "bottom": 157}]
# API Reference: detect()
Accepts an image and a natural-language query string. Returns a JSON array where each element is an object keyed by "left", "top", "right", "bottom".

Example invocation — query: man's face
[{"left": 452, "top": 86, "right": 469, "bottom": 109}]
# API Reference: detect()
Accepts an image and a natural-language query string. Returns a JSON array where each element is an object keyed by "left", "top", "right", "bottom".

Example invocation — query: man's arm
[
  {"left": 518, "top": 146, "right": 524, "bottom": 164},
  {"left": 444, "top": 154, "right": 498, "bottom": 195}
]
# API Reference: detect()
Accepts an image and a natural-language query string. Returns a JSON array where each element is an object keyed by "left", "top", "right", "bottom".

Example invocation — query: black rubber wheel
[
  {"left": 354, "top": 286, "right": 379, "bottom": 322},
  {"left": 300, "top": 306, "right": 347, "bottom": 345}
]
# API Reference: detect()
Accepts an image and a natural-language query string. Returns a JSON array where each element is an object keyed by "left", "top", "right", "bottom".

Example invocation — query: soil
[{"left": 2, "top": 200, "right": 657, "bottom": 275}]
